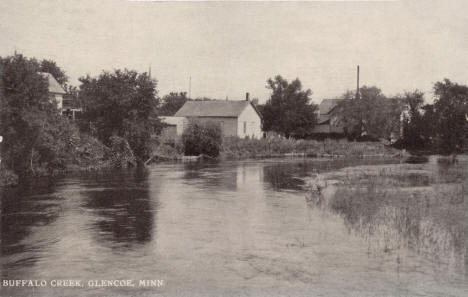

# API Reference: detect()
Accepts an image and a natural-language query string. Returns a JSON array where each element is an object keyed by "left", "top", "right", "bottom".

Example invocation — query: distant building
[
  {"left": 159, "top": 116, "right": 189, "bottom": 143},
  {"left": 39, "top": 72, "right": 66, "bottom": 111},
  {"left": 174, "top": 93, "right": 263, "bottom": 138},
  {"left": 312, "top": 99, "right": 348, "bottom": 136}
]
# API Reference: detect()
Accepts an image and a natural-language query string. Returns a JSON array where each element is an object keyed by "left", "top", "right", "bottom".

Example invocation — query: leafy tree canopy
[
  {"left": 432, "top": 79, "right": 468, "bottom": 152},
  {"left": 78, "top": 69, "right": 161, "bottom": 162},
  {"left": 0, "top": 54, "right": 73, "bottom": 175},
  {"left": 39, "top": 59, "right": 68, "bottom": 86},
  {"left": 159, "top": 92, "right": 188, "bottom": 116},
  {"left": 336, "top": 86, "right": 405, "bottom": 140},
  {"left": 262, "top": 75, "right": 317, "bottom": 138}
]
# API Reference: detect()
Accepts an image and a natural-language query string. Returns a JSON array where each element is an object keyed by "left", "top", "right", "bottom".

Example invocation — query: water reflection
[
  {"left": 1, "top": 181, "right": 62, "bottom": 269},
  {"left": 182, "top": 162, "right": 239, "bottom": 191},
  {"left": 263, "top": 163, "right": 307, "bottom": 190},
  {"left": 1, "top": 158, "right": 467, "bottom": 296},
  {"left": 80, "top": 169, "right": 156, "bottom": 249}
]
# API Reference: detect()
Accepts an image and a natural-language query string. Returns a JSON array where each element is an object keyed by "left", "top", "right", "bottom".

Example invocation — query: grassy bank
[
  {"left": 307, "top": 161, "right": 466, "bottom": 258},
  {"left": 221, "top": 137, "right": 400, "bottom": 160},
  {"left": 150, "top": 137, "right": 401, "bottom": 163}
]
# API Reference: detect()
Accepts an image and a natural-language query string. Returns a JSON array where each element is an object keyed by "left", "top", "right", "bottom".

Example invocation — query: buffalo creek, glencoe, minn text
[{"left": 1, "top": 279, "right": 164, "bottom": 288}]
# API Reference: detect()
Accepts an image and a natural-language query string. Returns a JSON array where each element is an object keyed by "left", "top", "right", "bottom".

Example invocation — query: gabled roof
[
  {"left": 175, "top": 100, "right": 260, "bottom": 118},
  {"left": 318, "top": 99, "right": 347, "bottom": 115},
  {"left": 38, "top": 72, "right": 66, "bottom": 94}
]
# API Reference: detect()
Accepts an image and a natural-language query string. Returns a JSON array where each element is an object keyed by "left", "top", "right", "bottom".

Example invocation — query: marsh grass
[
  {"left": 221, "top": 137, "right": 398, "bottom": 160},
  {"left": 307, "top": 162, "right": 466, "bottom": 268}
]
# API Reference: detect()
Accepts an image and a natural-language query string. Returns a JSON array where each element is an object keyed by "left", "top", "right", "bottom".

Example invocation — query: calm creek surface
[{"left": 1, "top": 158, "right": 467, "bottom": 296}]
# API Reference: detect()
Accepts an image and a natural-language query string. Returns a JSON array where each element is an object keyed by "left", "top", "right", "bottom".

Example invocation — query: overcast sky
[{"left": 1, "top": 0, "right": 467, "bottom": 103}]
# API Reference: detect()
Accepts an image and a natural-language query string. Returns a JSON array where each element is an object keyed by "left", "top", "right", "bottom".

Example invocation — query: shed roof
[
  {"left": 318, "top": 99, "right": 347, "bottom": 115},
  {"left": 39, "top": 72, "right": 66, "bottom": 94},
  {"left": 175, "top": 100, "right": 258, "bottom": 118}
]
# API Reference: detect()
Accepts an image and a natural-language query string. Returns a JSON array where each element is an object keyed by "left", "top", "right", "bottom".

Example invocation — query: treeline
[
  {"left": 332, "top": 83, "right": 468, "bottom": 154},
  {"left": 1, "top": 53, "right": 467, "bottom": 183},
  {"left": 0, "top": 54, "right": 164, "bottom": 182},
  {"left": 397, "top": 80, "right": 468, "bottom": 153},
  {"left": 0, "top": 54, "right": 89, "bottom": 178}
]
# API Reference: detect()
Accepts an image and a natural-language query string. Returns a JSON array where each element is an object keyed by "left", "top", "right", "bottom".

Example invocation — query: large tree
[
  {"left": 39, "top": 59, "right": 68, "bottom": 86},
  {"left": 335, "top": 86, "right": 405, "bottom": 140},
  {"left": 0, "top": 54, "right": 75, "bottom": 175},
  {"left": 159, "top": 92, "right": 188, "bottom": 116},
  {"left": 78, "top": 69, "right": 161, "bottom": 163},
  {"left": 400, "top": 90, "right": 432, "bottom": 149},
  {"left": 432, "top": 79, "right": 468, "bottom": 152},
  {"left": 262, "top": 75, "right": 317, "bottom": 138}
]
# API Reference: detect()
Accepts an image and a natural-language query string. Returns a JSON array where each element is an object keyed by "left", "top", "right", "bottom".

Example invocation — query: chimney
[{"left": 245, "top": 92, "right": 250, "bottom": 101}]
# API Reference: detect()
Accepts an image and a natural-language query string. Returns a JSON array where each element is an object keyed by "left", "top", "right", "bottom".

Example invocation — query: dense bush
[
  {"left": 0, "top": 54, "right": 74, "bottom": 176},
  {"left": 106, "top": 136, "right": 137, "bottom": 168},
  {"left": 0, "top": 54, "right": 117, "bottom": 180},
  {"left": 182, "top": 122, "right": 222, "bottom": 157}
]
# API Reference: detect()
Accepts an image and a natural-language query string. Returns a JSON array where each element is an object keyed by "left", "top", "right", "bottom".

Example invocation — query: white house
[
  {"left": 174, "top": 93, "right": 263, "bottom": 138},
  {"left": 39, "top": 72, "right": 66, "bottom": 111}
]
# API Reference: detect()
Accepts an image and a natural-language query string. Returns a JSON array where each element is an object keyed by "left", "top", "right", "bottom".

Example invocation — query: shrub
[
  {"left": 182, "top": 122, "right": 222, "bottom": 157},
  {"left": 106, "top": 136, "right": 137, "bottom": 168}
]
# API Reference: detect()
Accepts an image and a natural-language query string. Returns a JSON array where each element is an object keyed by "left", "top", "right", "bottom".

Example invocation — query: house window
[{"left": 243, "top": 122, "right": 247, "bottom": 134}]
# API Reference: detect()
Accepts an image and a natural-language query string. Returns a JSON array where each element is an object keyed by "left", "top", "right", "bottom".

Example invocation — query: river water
[{"left": 1, "top": 158, "right": 467, "bottom": 296}]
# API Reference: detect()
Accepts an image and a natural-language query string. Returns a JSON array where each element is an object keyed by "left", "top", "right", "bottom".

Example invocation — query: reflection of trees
[
  {"left": 81, "top": 169, "right": 156, "bottom": 249},
  {"left": 182, "top": 162, "right": 238, "bottom": 191},
  {"left": 1, "top": 182, "right": 61, "bottom": 272},
  {"left": 263, "top": 162, "right": 318, "bottom": 190},
  {"left": 263, "top": 164, "right": 304, "bottom": 190}
]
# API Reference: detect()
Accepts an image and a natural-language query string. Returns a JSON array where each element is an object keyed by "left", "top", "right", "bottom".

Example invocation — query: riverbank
[
  {"left": 307, "top": 158, "right": 467, "bottom": 257},
  {"left": 221, "top": 137, "right": 400, "bottom": 159},
  {"left": 149, "top": 138, "right": 402, "bottom": 163},
  {"left": 0, "top": 133, "right": 133, "bottom": 187}
]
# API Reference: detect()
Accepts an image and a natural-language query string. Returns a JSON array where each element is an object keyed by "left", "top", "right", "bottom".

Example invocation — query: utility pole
[
  {"left": 189, "top": 76, "right": 192, "bottom": 99},
  {"left": 357, "top": 65, "right": 363, "bottom": 137},
  {"left": 356, "top": 65, "right": 360, "bottom": 100}
]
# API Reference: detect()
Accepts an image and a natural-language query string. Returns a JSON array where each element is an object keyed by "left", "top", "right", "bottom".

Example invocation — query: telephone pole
[
  {"left": 356, "top": 65, "right": 360, "bottom": 100},
  {"left": 189, "top": 76, "right": 192, "bottom": 99}
]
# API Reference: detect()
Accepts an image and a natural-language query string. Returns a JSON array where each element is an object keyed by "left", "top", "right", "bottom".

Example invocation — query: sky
[{"left": 1, "top": 0, "right": 467, "bottom": 104}]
